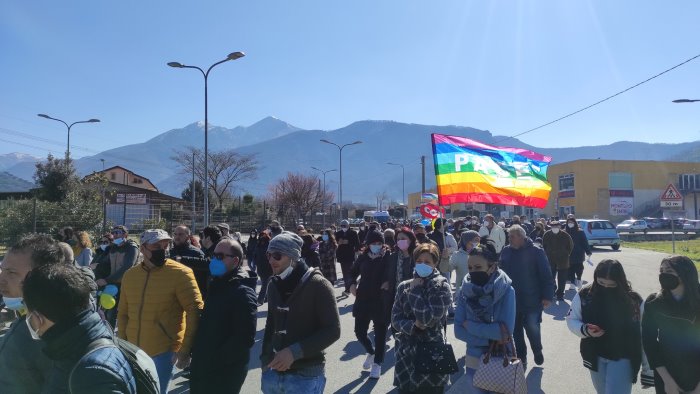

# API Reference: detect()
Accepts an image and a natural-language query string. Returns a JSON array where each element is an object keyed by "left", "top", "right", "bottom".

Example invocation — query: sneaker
[
  {"left": 534, "top": 352, "right": 544, "bottom": 366},
  {"left": 369, "top": 363, "right": 381, "bottom": 379},
  {"left": 363, "top": 354, "right": 374, "bottom": 370}
]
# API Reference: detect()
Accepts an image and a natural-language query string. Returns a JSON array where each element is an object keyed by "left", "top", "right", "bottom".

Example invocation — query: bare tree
[
  {"left": 271, "top": 172, "right": 334, "bottom": 224},
  {"left": 375, "top": 191, "right": 389, "bottom": 211},
  {"left": 171, "top": 146, "right": 259, "bottom": 211}
]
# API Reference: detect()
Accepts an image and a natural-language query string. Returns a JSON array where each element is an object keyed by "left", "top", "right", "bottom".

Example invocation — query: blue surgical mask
[
  {"left": 414, "top": 263, "right": 434, "bottom": 278},
  {"left": 209, "top": 258, "right": 227, "bottom": 277},
  {"left": 369, "top": 244, "right": 382, "bottom": 254},
  {"left": 3, "top": 297, "right": 24, "bottom": 311},
  {"left": 113, "top": 238, "right": 124, "bottom": 246},
  {"left": 322, "top": 234, "right": 329, "bottom": 242}
]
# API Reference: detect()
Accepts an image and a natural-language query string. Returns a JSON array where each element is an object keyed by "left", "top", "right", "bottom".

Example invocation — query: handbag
[
  {"left": 473, "top": 323, "right": 527, "bottom": 394},
  {"left": 414, "top": 320, "right": 459, "bottom": 374}
]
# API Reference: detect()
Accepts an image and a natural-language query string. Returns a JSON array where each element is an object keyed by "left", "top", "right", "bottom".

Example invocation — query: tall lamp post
[
  {"left": 320, "top": 139, "right": 362, "bottom": 223},
  {"left": 387, "top": 162, "right": 406, "bottom": 219},
  {"left": 168, "top": 51, "right": 245, "bottom": 226},
  {"left": 37, "top": 114, "right": 100, "bottom": 169},
  {"left": 311, "top": 166, "right": 337, "bottom": 229}
]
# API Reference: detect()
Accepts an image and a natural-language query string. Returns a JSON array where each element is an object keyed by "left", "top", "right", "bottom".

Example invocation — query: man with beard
[
  {"left": 335, "top": 220, "right": 360, "bottom": 296},
  {"left": 118, "top": 229, "right": 203, "bottom": 393}
]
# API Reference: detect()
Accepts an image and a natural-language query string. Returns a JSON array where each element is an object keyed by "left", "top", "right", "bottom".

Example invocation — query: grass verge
[{"left": 625, "top": 239, "right": 700, "bottom": 270}]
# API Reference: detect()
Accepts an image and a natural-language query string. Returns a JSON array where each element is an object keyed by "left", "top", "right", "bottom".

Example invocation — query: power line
[{"left": 496, "top": 52, "right": 700, "bottom": 144}]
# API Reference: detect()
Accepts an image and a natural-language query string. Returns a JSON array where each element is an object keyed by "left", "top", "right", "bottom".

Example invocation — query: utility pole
[
  {"left": 421, "top": 155, "right": 426, "bottom": 194},
  {"left": 191, "top": 152, "right": 196, "bottom": 233}
]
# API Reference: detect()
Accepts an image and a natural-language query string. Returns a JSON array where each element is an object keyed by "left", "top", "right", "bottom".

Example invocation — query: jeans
[
  {"left": 551, "top": 266, "right": 568, "bottom": 297},
  {"left": 589, "top": 357, "right": 632, "bottom": 394},
  {"left": 569, "top": 263, "right": 584, "bottom": 282},
  {"left": 151, "top": 351, "right": 175, "bottom": 394},
  {"left": 354, "top": 317, "right": 388, "bottom": 364},
  {"left": 513, "top": 309, "right": 543, "bottom": 361},
  {"left": 465, "top": 367, "right": 491, "bottom": 394},
  {"left": 261, "top": 368, "right": 326, "bottom": 394}
]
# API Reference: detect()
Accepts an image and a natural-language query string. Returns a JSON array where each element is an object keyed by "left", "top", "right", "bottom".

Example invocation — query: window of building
[
  {"left": 679, "top": 174, "right": 700, "bottom": 191},
  {"left": 609, "top": 172, "right": 633, "bottom": 189},
  {"left": 559, "top": 174, "right": 574, "bottom": 191},
  {"left": 110, "top": 172, "right": 116, "bottom": 180}
]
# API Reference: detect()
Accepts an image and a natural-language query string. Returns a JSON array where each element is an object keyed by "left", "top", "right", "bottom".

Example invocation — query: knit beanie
[
  {"left": 459, "top": 230, "right": 480, "bottom": 249},
  {"left": 366, "top": 230, "right": 384, "bottom": 245},
  {"left": 267, "top": 231, "right": 304, "bottom": 261}
]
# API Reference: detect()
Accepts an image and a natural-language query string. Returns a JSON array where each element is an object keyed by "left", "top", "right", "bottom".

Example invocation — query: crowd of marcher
[{"left": 0, "top": 213, "right": 698, "bottom": 394}]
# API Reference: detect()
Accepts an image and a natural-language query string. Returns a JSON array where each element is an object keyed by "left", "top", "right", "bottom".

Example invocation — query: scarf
[{"left": 462, "top": 269, "right": 511, "bottom": 323}]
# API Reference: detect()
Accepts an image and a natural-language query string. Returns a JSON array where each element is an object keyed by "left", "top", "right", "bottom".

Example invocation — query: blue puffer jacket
[
  {"left": 499, "top": 238, "right": 554, "bottom": 312},
  {"left": 41, "top": 309, "right": 136, "bottom": 394},
  {"left": 454, "top": 268, "right": 516, "bottom": 358}
]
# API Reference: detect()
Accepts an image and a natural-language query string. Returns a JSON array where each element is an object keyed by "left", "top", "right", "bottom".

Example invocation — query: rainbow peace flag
[{"left": 431, "top": 133, "right": 552, "bottom": 208}]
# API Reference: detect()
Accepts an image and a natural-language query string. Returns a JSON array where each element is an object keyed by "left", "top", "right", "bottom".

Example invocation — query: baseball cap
[{"left": 140, "top": 229, "right": 172, "bottom": 245}]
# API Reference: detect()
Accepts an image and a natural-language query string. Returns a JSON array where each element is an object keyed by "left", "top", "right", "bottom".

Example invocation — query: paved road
[{"left": 169, "top": 245, "right": 667, "bottom": 393}]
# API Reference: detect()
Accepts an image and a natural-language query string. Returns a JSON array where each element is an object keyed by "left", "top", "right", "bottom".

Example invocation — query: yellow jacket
[{"left": 117, "top": 259, "right": 204, "bottom": 356}]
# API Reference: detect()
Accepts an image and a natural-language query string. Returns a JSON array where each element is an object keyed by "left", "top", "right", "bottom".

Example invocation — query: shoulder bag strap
[{"left": 68, "top": 338, "right": 115, "bottom": 389}]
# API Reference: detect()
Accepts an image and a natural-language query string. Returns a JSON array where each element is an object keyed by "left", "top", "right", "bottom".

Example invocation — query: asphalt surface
[{"left": 168, "top": 244, "right": 666, "bottom": 394}]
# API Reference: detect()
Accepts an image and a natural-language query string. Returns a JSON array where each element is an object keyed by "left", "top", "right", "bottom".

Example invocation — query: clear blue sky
[{"left": 1, "top": 1, "right": 699, "bottom": 159}]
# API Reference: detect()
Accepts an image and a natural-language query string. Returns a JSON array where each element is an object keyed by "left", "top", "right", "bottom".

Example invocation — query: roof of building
[{"left": 0, "top": 172, "right": 36, "bottom": 193}]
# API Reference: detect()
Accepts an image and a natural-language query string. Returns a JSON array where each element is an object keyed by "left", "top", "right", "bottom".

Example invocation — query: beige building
[{"left": 544, "top": 160, "right": 700, "bottom": 220}]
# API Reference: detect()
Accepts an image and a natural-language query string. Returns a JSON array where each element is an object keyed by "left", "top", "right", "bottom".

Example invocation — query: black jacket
[
  {"left": 190, "top": 268, "right": 258, "bottom": 393},
  {"left": 171, "top": 243, "right": 206, "bottom": 259},
  {"left": 642, "top": 291, "right": 700, "bottom": 392},
  {"left": 350, "top": 249, "right": 391, "bottom": 322},
  {"left": 0, "top": 315, "right": 52, "bottom": 393},
  {"left": 576, "top": 286, "right": 643, "bottom": 383},
  {"left": 246, "top": 236, "right": 258, "bottom": 262},
  {"left": 566, "top": 228, "right": 592, "bottom": 264},
  {"left": 335, "top": 229, "right": 360, "bottom": 263},
  {"left": 255, "top": 239, "right": 272, "bottom": 278},
  {"left": 91, "top": 247, "right": 112, "bottom": 281},
  {"left": 179, "top": 244, "right": 215, "bottom": 299},
  {"left": 43, "top": 309, "right": 136, "bottom": 393}
]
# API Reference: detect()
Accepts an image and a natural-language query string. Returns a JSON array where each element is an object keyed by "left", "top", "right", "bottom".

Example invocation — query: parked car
[
  {"left": 683, "top": 220, "right": 700, "bottom": 234},
  {"left": 577, "top": 219, "right": 622, "bottom": 250},
  {"left": 644, "top": 217, "right": 665, "bottom": 229},
  {"left": 616, "top": 219, "right": 649, "bottom": 234},
  {"left": 673, "top": 218, "right": 687, "bottom": 229}
]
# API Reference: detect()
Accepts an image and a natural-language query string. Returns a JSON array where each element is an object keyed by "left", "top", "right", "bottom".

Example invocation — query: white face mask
[
  {"left": 100, "top": 244, "right": 108, "bottom": 251},
  {"left": 276, "top": 263, "right": 294, "bottom": 280},
  {"left": 25, "top": 313, "right": 42, "bottom": 341},
  {"left": 567, "top": 223, "right": 575, "bottom": 229},
  {"left": 552, "top": 228, "right": 560, "bottom": 234}
]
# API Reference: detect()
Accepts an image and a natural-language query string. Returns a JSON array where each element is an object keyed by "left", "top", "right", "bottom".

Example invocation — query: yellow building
[{"left": 545, "top": 160, "right": 700, "bottom": 220}]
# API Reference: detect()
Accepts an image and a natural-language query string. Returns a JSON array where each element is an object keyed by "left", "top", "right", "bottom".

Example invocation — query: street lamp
[
  {"left": 168, "top": 51, "right": 245, "bottom": 226},
  {"left": 320, "top": 139, "right": 362, "bottom": 223},
  {"left": 37, "top": 114, "right": 100, "bottom": 168},
  {"left": 672, "top": 99, "right": 700, "bottom": 103},
  {"left": 311, "top": 166, "right": 337, "bottom": 229},
  {"left": 387, "top": 162, "right": 406, "bottom": 219}
]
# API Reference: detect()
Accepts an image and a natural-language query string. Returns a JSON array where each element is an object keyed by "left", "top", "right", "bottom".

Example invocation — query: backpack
[{"left": 69, "top": 337, "right": 160, "bottom": 394}]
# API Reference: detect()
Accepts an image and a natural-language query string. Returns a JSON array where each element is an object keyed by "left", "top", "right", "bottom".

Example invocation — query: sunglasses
[
  {"left": 267, "top": 252, "right": 284, "bottom": 261},
  {"left": 213, "top": 252, "right": 235, "bottom": 260}
]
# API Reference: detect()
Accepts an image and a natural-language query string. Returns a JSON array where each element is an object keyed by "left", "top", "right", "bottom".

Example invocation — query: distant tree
[
  {"left": 271, "top": 173, "right": 334, "bottom": 223},
  {"left": 171, "top": 147, "right": 259, "bottom": 211},
  {"left": 33, "top": 154, "right": 79, "bottom": 202}
]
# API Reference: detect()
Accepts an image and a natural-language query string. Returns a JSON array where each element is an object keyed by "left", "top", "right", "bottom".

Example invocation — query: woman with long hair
[
  {"left": 565, "top": 218, "right": 592, "bottom": 289},
  {"left": 454, "top": 239, "right": 516, "bottom": 393},
  {"left": 566, "top": 259, "right": 643, "bottom": 393},
  {"left": 73, "top": 231, "right": 93, "bottom": 267},
  {"left": 349, "top": 230, "right": 392, "bottom": 379},
  {"left": 392, "top": 242, "right": 452, "bottom": 393},
  {"left": 642, "top": 255, "right": 700, "bottom": 394},
  {"left": 318, "top": 229, "right": 338, "bottom": 285}
]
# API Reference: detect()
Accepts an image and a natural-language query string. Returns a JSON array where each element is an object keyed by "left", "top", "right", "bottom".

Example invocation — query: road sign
[
  {"left": 661, "top": 184, "right": 682, "bottom": 201},
  {"left": 660, "top": 183, "right": 683, "bottom": 209}
]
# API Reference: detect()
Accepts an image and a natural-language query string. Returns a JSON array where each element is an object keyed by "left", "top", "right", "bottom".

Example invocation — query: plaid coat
[
  {"left": 391, "top": 271, "right": 453, "bottom": 391},
  {"left": 318, "top": 241, "right": 337, "bottom": 283}
]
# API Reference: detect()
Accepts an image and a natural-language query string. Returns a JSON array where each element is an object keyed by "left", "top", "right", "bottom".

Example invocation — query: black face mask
[
  {"left": 659, "top": 273, "right": 680, "bottom": 291},
  {"left": 150, "top": 249, "right": 168, "bottom": 267},
  {"left": 469, "top": 271, "right": 491, "bottom": 287}
]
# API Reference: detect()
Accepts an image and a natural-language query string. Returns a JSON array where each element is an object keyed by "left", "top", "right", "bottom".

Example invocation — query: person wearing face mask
[
  {"left": 529, "top": 221, "right": 546, "bottom": 241},
  {"left": 348, "top": 230, "right": 392, "bottom": 379},
  {"left": 478, "top": 214, "right": 506, "bottom": 255},
  {"left": 118, "top": 229, "right": 204, "bottom": 393},
  {"left": 91, "top": 233, "right": 114, "bottom": 282},
  {"left": 566, "top": 218, "right": 592, "bottom": 290},
  {"left": 301, "top": 234, "right": 322, "bottom": 268},
  {"left": 391, "top": 242, "right": 452, "bottom": 393},
  {"left": 642, "top": 256, "right": 700, "bottom": 394},
  {"left": 0, "top": 234, "right": 63, "bottom": 393},
  {"left": 358, "top": 222, "right": 369, "bottom": 245},
  {"left": 335, "top": 219, "right": 361, "bottom": 296},
  {"left": 269, "top": 220, "right": 284, "bottom": 238},
  {"left": 99, "top": 225, "right": 140, "bottom": 291},
  {"left": 449, "top": 230, "right": 481, "bottom": 289},
  {"left": 261, "top": 231, "right": 340, "bottom": 394},
  {"left": 22, "top": 263, "right": 137, "bottom": 393},
  {"left": 246, "top": 229, "right": 259, "bottom": 271},
  {"left": 190, "top": 239, "right": 258, "bottom": 394},
  {"left": 542, "top": 220, "right": 573, "bottom": 301},
  {"left": 567, "top": 259, "right": 644, "bottom": 394},
  {"left": 384, "top": 228, "right": 417, "bottom": 303},
  {"left": 413, "top": 223, "right": 437, "bottom": 246},
  {"left": 318, "top": 229, "right": 338, "bottom": 285},
  {"left": 468, "top": 216, "right": 481, "bottom": 232},
  {"left": 178, "top": 225, "right": 223, "bottom": 301},
  {"left": 454, "top": 240, "right": 516, "bottom": 393}
]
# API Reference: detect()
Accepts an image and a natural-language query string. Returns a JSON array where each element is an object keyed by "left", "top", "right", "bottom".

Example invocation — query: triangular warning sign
[{"left": 661, "top": 184, "right": 682, "bottom": 201}]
